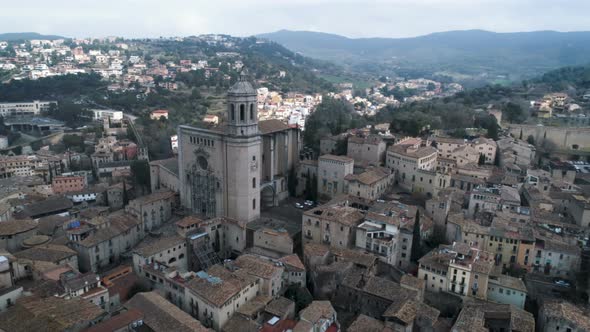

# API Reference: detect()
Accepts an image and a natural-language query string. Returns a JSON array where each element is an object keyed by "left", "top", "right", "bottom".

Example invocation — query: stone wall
[{"left": 509, "top": 125, "right": 590, "bottom": 150}]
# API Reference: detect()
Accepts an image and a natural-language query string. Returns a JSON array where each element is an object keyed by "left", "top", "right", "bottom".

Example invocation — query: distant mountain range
[
  {"left": 257, "top": 29, "right": 590, "bottom": 81},
  {"left": 0, "top": 32, "right": 66, "bottom": 41}
]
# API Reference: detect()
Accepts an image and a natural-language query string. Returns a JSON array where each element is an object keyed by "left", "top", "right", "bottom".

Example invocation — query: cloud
[{"left": 0, "top": 0, "right": 589, "bottom": 38}]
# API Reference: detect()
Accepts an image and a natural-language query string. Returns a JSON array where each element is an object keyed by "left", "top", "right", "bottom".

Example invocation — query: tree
[
  {"left": 122, "top": 181, "right": 129, "bottom": 206},
  {"left": 526, "top": 135, "right": 535, "bottom": 146},
  {"left": 303, "top": 97, "right": 355, "bottom": 153},
  {"left": 478, "top": 153, "right": 486, "bottom": 165},
  {"left": 11, "top": 146, "right": 22, "bottom": 155},
  {"left": 131, "top": 160, "right": 151, "bottom": 194},
  {"left": 494, "top": 150, "right": 501, "bottom": 166},
  {"left": 284, "top": 284, "right": 313, "bottom": 313},
  {"left": 411, "top": 210, "right": 422, "bottom": 263},
  {"left": 334, "top": 138, "right": 347, "bottom": 155},
  {"left": 62, "top": 134, "right": 85, "bottom": 152},
  {"left": 30, "top": 140, "right": 43, "bottom": 151},
  {"left": 304, "top": 170, "right": 313, "bottom": 200},
  {"left": 502, "top": 102, "right": 528, "bottom": 124},
  {"left": 429, "top": 224, "right": 448, "bottom": 247},
  {"left": 310, "top": 174, "right": 318, "bottom": 202},
  {"left": 128, "top": 281, "right": 149, "bottom": 299},
  {"left": 287, "top": 166, "right": 298, "bottom": 197}
]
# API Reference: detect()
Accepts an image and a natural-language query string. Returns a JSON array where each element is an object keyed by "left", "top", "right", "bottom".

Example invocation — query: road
[{"left": 261, "top": 197, "right": 306, "bottom": 224}]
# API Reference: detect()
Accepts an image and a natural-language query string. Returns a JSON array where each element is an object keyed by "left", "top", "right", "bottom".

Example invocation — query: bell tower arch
[{"left": 227, "top": 70, "right": 258, "bottom": 136}]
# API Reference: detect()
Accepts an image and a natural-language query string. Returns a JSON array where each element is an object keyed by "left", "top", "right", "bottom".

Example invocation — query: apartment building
[
  {"left": 302, "top": 201, "right": 364, "bottom": 249},
  {"left": 52, "top": 175, "right": 86, "bottom": 194},
  {"left": 354, "top": 211, "right": 414, "bottom": 268},
  {"left": 0, "top": 100, "right": 56, "bottom": 117},
  {"left": 92, "top": 109, "right": 123, "bottom": 121},
  {"left": 472, "top": 137, "right": 497, "bottom": 163},
  {"left": 434, "top": 136, "right": 497, "bottom": 165},
  {"left": 487, "top": 274, "right": 527, "bottom": 309},
  {"left": 386, "top": 138, "right": 440, "bottom": 195},
  {"left": 68, "top": 212, "right": 143, "bottom": 272},
  {"left": 467, "top": 185, "right": 521, "bottom": 217},
  {"left": 418, "top": 242, "right": 494, "bottom": 299},
  {"left": 446, "top": 213, "right": 536, "bottom": 270},
  {"left": 532, "top": 236, "right": 581, "bottom": 278}
]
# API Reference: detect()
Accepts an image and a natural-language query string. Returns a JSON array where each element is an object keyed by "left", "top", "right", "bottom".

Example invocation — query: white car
[{"left": 295, "top": 203, "right": 304, "bottom": 209}]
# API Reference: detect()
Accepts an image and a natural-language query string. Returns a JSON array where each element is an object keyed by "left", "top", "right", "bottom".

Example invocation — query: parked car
[
  {"left": 304, "top": 200, "right": 315, "bottom": 207},
  {"left": 553, "top": 278, "right": 571, "bottom": 287},
  {"left": 295, "top": 203, "right": 304, "bottom": 209}
]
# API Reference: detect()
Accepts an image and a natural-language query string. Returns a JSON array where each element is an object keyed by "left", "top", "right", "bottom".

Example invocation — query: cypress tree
[
  {"left": 411, "top": 210, "right": 422, "bottom": 263},
  {"left": 122, "top": 181, "right": 129, "bottom": 206}
]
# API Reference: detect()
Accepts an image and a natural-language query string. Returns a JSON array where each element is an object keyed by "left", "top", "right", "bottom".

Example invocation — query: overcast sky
[{"left": 2, "top": 0, "right": 590, "bottom": 39}]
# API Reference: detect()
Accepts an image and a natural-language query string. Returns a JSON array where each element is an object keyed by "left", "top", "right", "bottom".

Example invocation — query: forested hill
[
  {"left": 0, "top": 32, "right": 66, "bottom": 41},
  {"left": 533, "top": 66, "right": 590, "bottom": 91},
  {"left": 141, "top": 36, "right": 337, "bottom": 94},
  {"left": 258, "top": 29, "right": 590, "bottom": 82}
]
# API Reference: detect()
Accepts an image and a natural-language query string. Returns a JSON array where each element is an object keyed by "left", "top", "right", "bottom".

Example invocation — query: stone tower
[
  {"left": 227, "top": 70, "right": 259, "bottom": 137},
  {"left": 224, "top": 70, "right": 261, "bottom": 222}
]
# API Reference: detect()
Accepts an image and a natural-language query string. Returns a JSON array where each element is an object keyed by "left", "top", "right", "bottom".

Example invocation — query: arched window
[
  {"left": 168, "top": 257, "right": 177, "bottom": 264},
  {"left": 250, "top": 104, "right": 254, "bottom": 120},
  {"left": 240, "top": 104, "right": 245, "bottom": 121},
  {"left": 231, "top": 104, "right": 235, "bottom": 121}
]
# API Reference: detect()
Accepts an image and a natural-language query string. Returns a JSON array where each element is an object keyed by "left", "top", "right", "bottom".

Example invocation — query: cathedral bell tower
[{"left": 227, "top": 70, "right": 259, "bottom": 137}]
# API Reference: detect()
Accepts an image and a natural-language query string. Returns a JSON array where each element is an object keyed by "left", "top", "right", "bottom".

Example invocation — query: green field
[{"left": 319, "top": 74, "right": 373, "bottom": 90}]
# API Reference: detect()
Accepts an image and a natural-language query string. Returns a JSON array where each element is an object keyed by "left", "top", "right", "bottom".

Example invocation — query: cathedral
[{"left": 178, "top": 71, "right": 300, "bottom": 222}]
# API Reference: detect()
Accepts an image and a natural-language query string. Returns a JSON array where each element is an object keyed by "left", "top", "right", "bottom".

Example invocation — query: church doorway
[{"left": 260, "top": 183, "right": 276, "bottom": 210}]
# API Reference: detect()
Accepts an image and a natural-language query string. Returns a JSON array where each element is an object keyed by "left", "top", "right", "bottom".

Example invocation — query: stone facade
[
  {"left": 317, "top": 154, "right": 354, "bottom": 201},
  {"left": 149, "top": 158, "right": 180, "bottom": 193},
  {"left": 509, "top": 124, "right": 590, "bottom": 151},
  {"left": 344, "top": 167, "right": 394, "bottom": 201},
  {"left": 125, "top": 190, "right": 175, "bottom": 232},
  {"left": 346, "top": 135, "right": 386, "bottom": 165},
  {"left": 52, "top": 175, "right": 86, "bottom": 194},
  {"left": 178, "top": 73, "right": 299, "bottom": 222}
]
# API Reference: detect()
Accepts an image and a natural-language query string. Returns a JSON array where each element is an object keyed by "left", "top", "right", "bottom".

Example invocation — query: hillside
[
  {"left": 0, "top": 32, "right": 66, "bottom": 41},
  {"left": 258, "top": 30, "right": 590, "bottom": 83}
]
